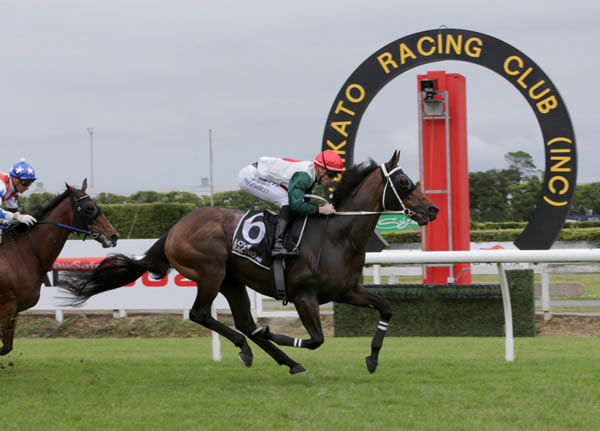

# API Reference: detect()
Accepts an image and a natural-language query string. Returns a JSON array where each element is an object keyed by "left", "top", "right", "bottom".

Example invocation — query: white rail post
[
  {"left": 255, "top": 290, "right": 264, "bottom": 319},
  {"left": 211, "top": 302, "right": 221, "bottom": 361},
  {"left": 540, "top": 264, "right": 552, "bottom": 321},
  {"left": 373, "top": 264, "right": 382, "bottom": 284},
  {"left": 496, "top": 263, "right": 514, "bottom": 362},
  {"left": 251, "top": 290, "right": 258, "bottom": 322}
]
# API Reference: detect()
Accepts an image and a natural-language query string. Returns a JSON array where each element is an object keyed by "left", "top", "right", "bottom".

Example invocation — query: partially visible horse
[
  {"left": 62, "top": 152, "right": 437, "bottom": 374},
  {"left": 0, "top": 180, "right": 119, "bottom": 355}
]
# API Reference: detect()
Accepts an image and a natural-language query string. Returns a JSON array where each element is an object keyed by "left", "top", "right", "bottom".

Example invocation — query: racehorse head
[
  {"left": 65, "top": 179, "right": 119, "bottom": 247},
  {"left": 380, "top": 150, "right": 438, "bottom": 226}
]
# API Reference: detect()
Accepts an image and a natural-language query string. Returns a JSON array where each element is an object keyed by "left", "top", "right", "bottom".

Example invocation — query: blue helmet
[{"left": 9, "top": 159, "right": 36, "bottom": 181}]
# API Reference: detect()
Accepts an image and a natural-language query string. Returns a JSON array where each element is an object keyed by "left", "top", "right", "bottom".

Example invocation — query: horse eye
[{"left": 85, "top": 204, "right": 97, "bottom": 215}]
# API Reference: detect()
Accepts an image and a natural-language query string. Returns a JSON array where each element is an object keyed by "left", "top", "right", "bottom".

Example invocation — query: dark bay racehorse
[
  {"left": 62, "top": 152, "right": 437, "bottom": 374},
  {"left": 0, "top": 180, "right": 119, "bottom": 356}
]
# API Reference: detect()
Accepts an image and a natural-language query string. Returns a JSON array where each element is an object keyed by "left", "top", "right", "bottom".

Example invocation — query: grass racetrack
[{"left": 1, "top": 337, "right": 599, "bottom": 430}]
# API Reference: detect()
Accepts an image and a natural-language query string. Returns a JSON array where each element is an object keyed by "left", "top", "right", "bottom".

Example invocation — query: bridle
[
  {"left": 333, "top": 164, "right": 416, "bottom": 217},
  {"left": 37, "top": 193, "right": 103, "bottom": 238}
]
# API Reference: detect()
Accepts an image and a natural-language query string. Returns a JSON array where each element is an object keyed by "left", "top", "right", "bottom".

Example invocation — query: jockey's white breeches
[
  {"left": 238, "top": 165, "right": 289, "bottom": 207},
  {"left": 238, "top": 164, "right": 289, "bottom": 207}
]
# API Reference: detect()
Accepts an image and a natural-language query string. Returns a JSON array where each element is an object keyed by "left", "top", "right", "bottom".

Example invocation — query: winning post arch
[{"left": 321, "top": 28, "right": 577, "bottom": 249}]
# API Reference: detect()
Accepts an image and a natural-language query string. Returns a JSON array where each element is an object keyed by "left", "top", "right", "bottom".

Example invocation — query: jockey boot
[{"left": 271, "top": 206, "right": 292, "bottom": 257}]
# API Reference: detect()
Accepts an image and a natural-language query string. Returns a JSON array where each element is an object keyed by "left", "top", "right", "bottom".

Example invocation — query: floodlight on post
[
  {"left": 87, "top": 128, "right": 94, "bottom": 189},
  {"left": 420, "top": 78, "right": 443, "bottom": 116},
  {"left": 420, "top": 79, "right": 437, "bottom": 101}
]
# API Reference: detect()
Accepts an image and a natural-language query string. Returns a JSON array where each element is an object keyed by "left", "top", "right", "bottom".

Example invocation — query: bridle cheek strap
[{"left": 380, "top": 164, "right": 415, "bottom": 217}]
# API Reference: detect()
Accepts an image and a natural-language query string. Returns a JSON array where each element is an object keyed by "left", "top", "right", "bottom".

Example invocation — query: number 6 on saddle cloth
[{"left": 231, "top": 210, "right": 307, "bottom": 271}]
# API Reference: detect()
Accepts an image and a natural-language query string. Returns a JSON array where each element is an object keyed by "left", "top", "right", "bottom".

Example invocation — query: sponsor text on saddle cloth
[{"left": 232, "top": 210, "right": 307, "bottom": 269}]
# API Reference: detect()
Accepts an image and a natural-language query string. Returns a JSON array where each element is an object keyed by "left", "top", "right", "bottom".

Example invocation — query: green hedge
[
  {"left": 100, "top": 203, "right": 196, "bottom": 239},
  {"left": 82, "top": 203, "right": 600, "bottom": 242},
  {"left": 381, "top": 228, "right": 600, "bottom": 244},
  {"left": 334, "top": 269, "right": 535, "bottom": 337},
  {"left": 563, "top": 221, "right": 600, "bottom": 229},
  {"left": 471, "top": 221, "right": 527, "bottom": 230}
]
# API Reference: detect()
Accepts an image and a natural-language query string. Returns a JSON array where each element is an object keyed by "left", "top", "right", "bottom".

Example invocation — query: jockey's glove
[{"left": 15, "top": 214, "right": 37, "bottom": 226}]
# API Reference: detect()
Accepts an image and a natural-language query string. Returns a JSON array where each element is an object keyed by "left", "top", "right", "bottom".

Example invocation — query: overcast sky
[{"left": 1, "top": 0, "right": 597, "bottom": 195}]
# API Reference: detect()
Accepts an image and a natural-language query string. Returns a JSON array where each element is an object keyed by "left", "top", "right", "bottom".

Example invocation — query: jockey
[
  {"left": 238, "top": 150, "right": 343, "bottom": 256},
  {"left": 0, "top": 159, "right": 38, "bottom": 226}
]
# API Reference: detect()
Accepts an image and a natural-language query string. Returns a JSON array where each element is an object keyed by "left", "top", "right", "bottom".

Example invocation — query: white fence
[
  {"left": 364, "top": 249, "right": 600, "bottom": 362},
  {"left": 28, "top": 240, "right": 600, "bottom": 362}
]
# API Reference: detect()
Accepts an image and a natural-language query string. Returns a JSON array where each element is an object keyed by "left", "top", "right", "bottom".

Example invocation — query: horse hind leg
[
  {"left": 220, "top": 282, "right": 306, "bottom": 375},
  {"left": 0, "top": 303, "right": 18, "bottom": 356}
]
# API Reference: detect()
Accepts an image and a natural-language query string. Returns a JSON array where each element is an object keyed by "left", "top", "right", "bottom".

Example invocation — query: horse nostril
[
  {"left": 111, "top": 234, "right": 119, "bottom": 245},
  {"left": 429, "top": 206, "right": 439, "bottom": 219}
]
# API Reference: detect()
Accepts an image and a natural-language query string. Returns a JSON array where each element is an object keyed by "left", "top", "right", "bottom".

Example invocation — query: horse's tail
[{"left": 61, "top": 235, "right": 171, "bottom": 306}]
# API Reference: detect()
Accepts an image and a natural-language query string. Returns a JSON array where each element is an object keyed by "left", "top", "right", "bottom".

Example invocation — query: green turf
[{"left": 1, "top": 337, "right": 599, "bottom": 430}]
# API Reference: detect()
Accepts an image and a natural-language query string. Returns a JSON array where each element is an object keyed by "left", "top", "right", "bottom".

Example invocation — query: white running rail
[{"left": 364, "top": 249, "right": 600, "bottom": 362}]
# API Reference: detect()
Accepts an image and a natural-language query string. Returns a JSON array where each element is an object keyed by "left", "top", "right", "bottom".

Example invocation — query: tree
[
  {"left": 94, "top": 192, "right": 128, "bottom": 204},
  {"left": 162, "top": 191, "right": 204, "bottom": 206},
  {"left": 469, "top": 151, "right": 542, "bottom": 222},
  {"left": 504, "top": 151, "right": 539, "bottom": 183},
  {"left": 126, "top": 191, "right": 164, "bottom": 203},
  {"left": 570, "top": 182, "right": 600, "bottom": 215},
  {"left": 469, "top": 170, "right": 510, "bottom": 221},
  {"left": 16, "top": 192, "right": 56, "bottom": 213},
  {"left": 508, "top": 176, "right": 543, "bottom": 221}
]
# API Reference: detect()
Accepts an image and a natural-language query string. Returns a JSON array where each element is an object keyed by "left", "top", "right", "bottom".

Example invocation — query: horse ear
[
  {"left": 82, "top": 178, "right": 88, "bottom": 192},
  {"left": 388, "top": 150, "right": 400, "bottom": 168}
]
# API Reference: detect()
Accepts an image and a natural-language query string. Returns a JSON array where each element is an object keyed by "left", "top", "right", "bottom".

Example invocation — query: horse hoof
[
  {"left": 238, "top": 352, "right": 253, "bottom": 368},
  {"left": 290, "top": 364, "right": 308, "bottom": 375},
  {"left": 365, "top": 356, "right": 378, "bottom": 374}
]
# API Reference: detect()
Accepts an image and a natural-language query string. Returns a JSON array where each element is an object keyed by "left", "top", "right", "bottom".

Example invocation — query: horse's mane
[
  {"left": 332, "top": 159, "right": 379, "bottom": 206},
  {"left": 30, "top": 190, "right": 70, "bottom": 220}
]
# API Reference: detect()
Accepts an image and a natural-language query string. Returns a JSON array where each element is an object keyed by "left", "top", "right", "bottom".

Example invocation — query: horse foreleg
[
  {"left": 220, "top": 283, "right": 306, "bottom": 375},
  {"left": 260, "top": 294, "right": 324, "bottom": 352},
  {"left": 186, "top": 279, "right": 255, "bottom": 367},
  {"left": 0, "top": 303, "right": 18, "bottom": 356},
  {"left": 338, "top": 285, "right": 392, "bottom": 374},
  {"left": 189, "top": 304, "right": 254, "bottom": 367}
]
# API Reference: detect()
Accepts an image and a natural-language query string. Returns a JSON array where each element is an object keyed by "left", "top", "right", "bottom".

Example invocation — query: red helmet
[{"left": 314, "top": 150, "right": 344, "bottom": 172}]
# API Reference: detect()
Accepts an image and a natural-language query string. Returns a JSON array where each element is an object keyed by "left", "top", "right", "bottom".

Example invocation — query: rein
[
  {"left": 3, "top": 192, "right": 100, "bottom": 239},
  {"left": 334, "top": 210, "right": 411, "bottom": 216},
  {"left": 36, "top": 220, "right": 92, "bottom": 236},
  {"left": 308, "top": 164, "right": 416, "bottom": 216}
]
